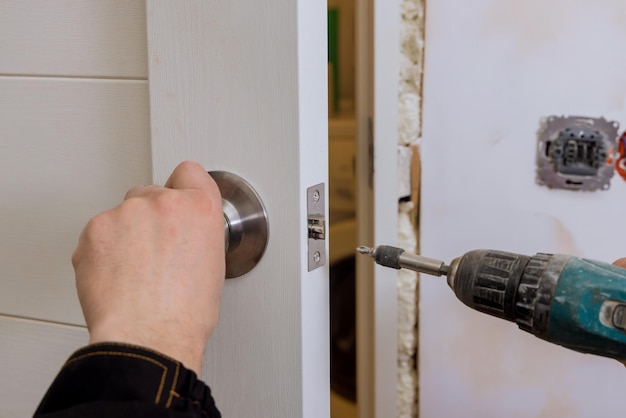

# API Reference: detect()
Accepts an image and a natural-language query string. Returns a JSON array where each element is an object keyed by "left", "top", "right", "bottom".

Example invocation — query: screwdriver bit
[{"left": 357, "top": 245, "right": 449, "bottom": 276}]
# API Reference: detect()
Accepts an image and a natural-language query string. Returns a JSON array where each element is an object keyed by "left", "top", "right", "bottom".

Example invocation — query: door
[
  {"left": 146, "top": 1, "right": 329, "bottom": 417},
  {"left": 0, "top": 1, "right": 329, "bottom": 417},
  {"left": 420, "top": 1, "right": 626, "bottom": 416}
]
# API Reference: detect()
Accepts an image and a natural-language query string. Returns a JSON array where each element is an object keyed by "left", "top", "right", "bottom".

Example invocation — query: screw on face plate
[
  {"left": 313, "top": 190, "right": 320, "bottom": 203},
  {"left": 313, "top": 251, "right": 321, "bottom": 263}
]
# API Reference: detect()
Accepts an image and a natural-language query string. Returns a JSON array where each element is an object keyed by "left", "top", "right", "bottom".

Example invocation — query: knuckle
[
  {"left": 153, "top": 189, "right": 187, "bottom": 217},
  {"left": 124, "top": 186, "right": 141, "bottom": 200},
  {"left": 73, "top": 212, "right": 111, "bottom": 262},
  {"left": 178, "top": 160, "right": 204, "bottom": 173},
  {"left": 71, "top": 247, "right": 81, "bottom": 268},
  {"left": 195, "top": 190, "right": 222, "bottom": 217},
  {"left": 83, "top": 213, "right": 108, "bottom": 239}
]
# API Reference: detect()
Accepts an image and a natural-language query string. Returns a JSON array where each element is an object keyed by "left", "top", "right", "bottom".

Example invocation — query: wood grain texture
[
  {"left": 0, "top": 0, "right": 147, "bottom": 78},
  {"left": 0, "top": 315, "right": 88, "bottom": 418},
  {"left": 0, "top": 77, "right": 151, "bottom": 325},
  {"left": 146, "top": 1, "right": 329, "bottom": 416}
]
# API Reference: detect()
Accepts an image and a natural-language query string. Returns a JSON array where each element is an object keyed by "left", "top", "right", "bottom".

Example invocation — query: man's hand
[
  {"left": 72, "top": 161, "right": 225, "bottom": 374},
  {"left": 614, "top": 258, "right": 626, "bottom": 269}
]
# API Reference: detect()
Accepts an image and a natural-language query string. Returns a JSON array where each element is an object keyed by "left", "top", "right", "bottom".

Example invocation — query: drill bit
[
  {"left": 357, "top": 245, "right": 449, "bottom": 277},
  {"left": 356, "top": 246, "right": 374, "bottom": 256}
]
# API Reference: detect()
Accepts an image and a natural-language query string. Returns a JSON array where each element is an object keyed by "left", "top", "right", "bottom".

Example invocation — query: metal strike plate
[
  {"left": 307, "top": 183, "right": 326, "bottom": 272},
  {"left": 536, "top": 116, "right": 619, "bottom": 191}
]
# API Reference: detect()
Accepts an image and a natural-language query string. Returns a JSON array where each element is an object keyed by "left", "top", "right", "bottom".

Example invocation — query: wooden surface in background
[
  {"left": 1, "top": 2, "right": 150, "bottom": 416},
  {"left": 0, "top": 0, "right": 147, "bottom": 78},
  {"left": 0, "top": 316, "right": 88, "bottom": 418},
  {"left": 0, "top": 77, "right": 151, "bottom": 325}
]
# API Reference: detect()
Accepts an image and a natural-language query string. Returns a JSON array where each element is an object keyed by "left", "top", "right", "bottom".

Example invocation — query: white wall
[{"left": 421, "top": 1, "right": 626, "bottom": 417}]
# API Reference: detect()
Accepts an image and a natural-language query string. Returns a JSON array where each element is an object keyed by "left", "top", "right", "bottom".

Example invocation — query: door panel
[
  {"left": 146, "top": 1, "right": 329, "bottom": 416},
  {"left": 0, "top": 77, "right": 151, "bottom": 324},
  {"left": 0, "top": 315, "right": 88, "bottom": 418},
  {"left": 0, "top": 0, "right": 147, "bottom": 78}
]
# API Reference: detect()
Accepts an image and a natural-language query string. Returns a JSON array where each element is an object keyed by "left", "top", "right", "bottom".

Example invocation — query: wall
[{"left": 420, "top": 1, "right": 626, "bottom": 417}]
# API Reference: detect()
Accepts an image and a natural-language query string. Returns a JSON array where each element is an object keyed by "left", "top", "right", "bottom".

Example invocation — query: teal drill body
[
  {"left": 549, "top": 258, "right": 626, "bottom": 359},
  {"left": 358, "top": 245, "right": 626, "bottom": 361}
]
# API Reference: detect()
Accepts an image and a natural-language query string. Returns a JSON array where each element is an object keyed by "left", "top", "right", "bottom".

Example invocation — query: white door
[
  {"left": 420, "top": 1, "right": 626, "bottom": 417},
  {"left": 0, "top": 1, "right": 329, "bottom": 417},
  {"left": 146, "top": 1, "right": 329, "bottom": 417}
]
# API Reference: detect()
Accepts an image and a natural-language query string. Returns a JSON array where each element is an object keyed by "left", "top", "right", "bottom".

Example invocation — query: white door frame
[
  {"left": 356, "top": 0, "right": 401, "bottom": 416},
  {"left": 146, "top": 1, "right": 329, "bottom": 416}
]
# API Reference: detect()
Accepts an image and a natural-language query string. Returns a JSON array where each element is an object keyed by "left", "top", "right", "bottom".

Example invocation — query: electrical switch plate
[{"left": 536, "top": 116, "right": 619, "bottom": 191}]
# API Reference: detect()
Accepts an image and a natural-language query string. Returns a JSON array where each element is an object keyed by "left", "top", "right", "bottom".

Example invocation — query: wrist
[{"left": 88, "top": 324, "right": 205, "bottom": 374}]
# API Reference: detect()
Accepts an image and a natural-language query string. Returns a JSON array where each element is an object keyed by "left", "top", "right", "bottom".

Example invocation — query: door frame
[{"left": 356, "top": 0, "right": 401, "bottom": 416}]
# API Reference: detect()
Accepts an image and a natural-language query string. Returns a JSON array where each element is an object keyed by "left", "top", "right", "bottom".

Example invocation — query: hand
[
  {"left": 613, "top": 258, "right": 626, "bottom": 269},
  {"left": 72, "top": 161, "right": 225, "bottom": 374},
  {"left": 611, "top": 258, "right": 626, "bottom": 366}
]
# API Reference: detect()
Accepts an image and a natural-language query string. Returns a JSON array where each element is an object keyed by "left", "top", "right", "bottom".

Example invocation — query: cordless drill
[{"left": 357, "top": 245, "right": 626, "bottom": 361}]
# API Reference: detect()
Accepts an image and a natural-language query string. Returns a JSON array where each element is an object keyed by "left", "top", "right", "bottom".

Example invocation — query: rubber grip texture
[{"left": 375, "top": 246, "right": 405, "bottom": 269}]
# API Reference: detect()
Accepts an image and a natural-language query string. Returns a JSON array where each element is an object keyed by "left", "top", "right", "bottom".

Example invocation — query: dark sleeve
[{"left": 34, "top": 342, "right": 221, "bottom": 418}]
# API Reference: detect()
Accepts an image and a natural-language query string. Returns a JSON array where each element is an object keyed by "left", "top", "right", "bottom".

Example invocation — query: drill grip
[{"left": 450, "top": 250, "right": 626, "bottom": 361}]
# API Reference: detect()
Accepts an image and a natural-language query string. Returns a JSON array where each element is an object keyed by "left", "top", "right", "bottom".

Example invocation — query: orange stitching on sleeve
[
  {"left": 165, "top": 362, "right": 180, "bottom": 407},
  {"left": 68, "top": 342, "right": 183, "bottom": 365},
  {"left": 65, "top": 351, "right": 169, "bottom": 404}
]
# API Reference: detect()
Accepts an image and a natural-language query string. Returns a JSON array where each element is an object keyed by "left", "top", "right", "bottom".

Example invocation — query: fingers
[
  {"left": 613, "top": 258, "right": 626, "bottom": 269},
  {"left": 125, "top": 161, "right": 220, "bottom": 200},
  {"left": 164, "top": 161, "right": 218, "bottom": 193}
]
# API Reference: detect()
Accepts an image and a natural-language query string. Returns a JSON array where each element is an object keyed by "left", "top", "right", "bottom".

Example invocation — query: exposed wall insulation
[{"left": 397, "top": 0, "right": 425, "bottom": 416}]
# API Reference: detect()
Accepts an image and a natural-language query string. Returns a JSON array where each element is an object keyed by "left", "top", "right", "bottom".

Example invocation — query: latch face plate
[{"left": 307, "top": 183, "right": 326, "bottom": 272}]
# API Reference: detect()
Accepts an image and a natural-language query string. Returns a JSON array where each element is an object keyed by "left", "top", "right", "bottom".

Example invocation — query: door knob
[{"left": 209, "top": 171, "right": 269, "bottom": 278}]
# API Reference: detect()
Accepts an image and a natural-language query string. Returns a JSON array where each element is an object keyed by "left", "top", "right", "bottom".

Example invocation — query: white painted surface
[
  {"left": 0, "top": 316, "right": 88, "bottom": 418},
  {"left": 0, "top": 0, "right": 147, "bottom": 78},
  {"left": 355, "top": 0, "right": 400, "bottom": 416},
  {"left": 421, "top": 1, "right": 626, "bottom": 417},
  {"left": 0, "top": 3, "right": 150, "bottom": 416},
  {"left": 146, "top": 1, "right": 329, "bottom": 416},
  {"left": 0, "top": 77, "right": 151, "bottom": 325}
]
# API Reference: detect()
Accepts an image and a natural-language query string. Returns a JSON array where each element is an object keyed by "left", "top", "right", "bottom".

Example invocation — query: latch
[{"left": 307, "top": 183, "right": 326, "bottom": 271}]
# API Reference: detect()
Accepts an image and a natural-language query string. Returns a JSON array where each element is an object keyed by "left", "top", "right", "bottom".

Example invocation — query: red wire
[{"left": 617, "top": 132, "right": 626, "bottom": 181}]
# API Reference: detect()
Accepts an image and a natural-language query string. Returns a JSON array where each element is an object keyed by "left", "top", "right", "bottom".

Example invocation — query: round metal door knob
[{"left": 209, "top": 171, "right": 269, "bottom": 278}]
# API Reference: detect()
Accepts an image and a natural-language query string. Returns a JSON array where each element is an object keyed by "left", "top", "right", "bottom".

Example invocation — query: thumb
[
  {"left": 164, "top": 161, "right": 218, "bottom": 193},
  {"left": 612, "top": 258, "right": 626, "bottom": 269}
]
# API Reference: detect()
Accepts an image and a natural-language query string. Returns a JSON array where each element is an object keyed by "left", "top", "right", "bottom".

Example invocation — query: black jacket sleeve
[{"left": 34, "top": 342, "right": 221, "bottom": 418}]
